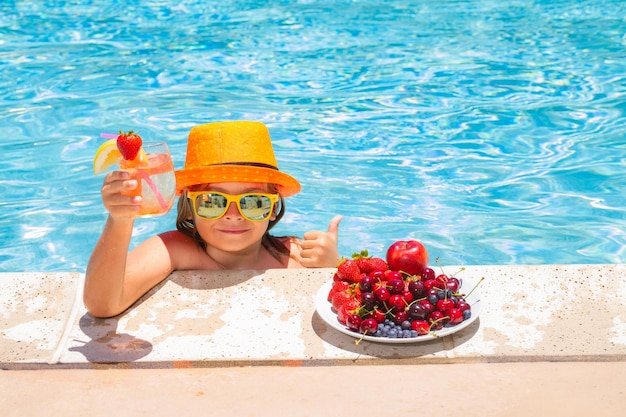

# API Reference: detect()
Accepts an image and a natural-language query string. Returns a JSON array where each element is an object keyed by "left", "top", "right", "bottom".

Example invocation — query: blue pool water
[{"left": 1, "top": 0, "right": 625, "bottom": 272}]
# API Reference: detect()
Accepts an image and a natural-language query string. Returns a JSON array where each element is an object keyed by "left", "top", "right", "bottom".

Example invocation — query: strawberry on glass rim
[
  {"left": 93, "top": 131, "right": 148, "bottom": 174},
  {"left": 116, "top": 130, "right": 144, "bottom": 162}
]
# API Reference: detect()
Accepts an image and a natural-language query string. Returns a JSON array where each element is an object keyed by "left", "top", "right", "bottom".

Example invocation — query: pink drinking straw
[
  {"left": 100, "top": 133, "right": 168, "bottom": 210},
  {"left": 137, "top": 170, "right": 168, "bottom": 210}
]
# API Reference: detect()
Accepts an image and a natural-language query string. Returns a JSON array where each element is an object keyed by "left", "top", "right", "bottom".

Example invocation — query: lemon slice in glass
[{"left": 93, "top": 139, "right": 122, "bottom": 174}]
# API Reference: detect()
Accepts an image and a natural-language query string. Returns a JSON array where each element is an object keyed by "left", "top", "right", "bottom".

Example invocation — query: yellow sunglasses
[{"left": 187, "top": 191, "right": 280, "bottom": 222}]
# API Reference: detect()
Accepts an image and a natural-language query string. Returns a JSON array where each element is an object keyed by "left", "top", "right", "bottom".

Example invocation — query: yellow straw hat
[{"left": 175, "top": 121, "right": 301, "bottom": 197}]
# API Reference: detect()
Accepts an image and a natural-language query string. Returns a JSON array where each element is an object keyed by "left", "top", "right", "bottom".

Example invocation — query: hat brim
[{"left": 175, "top": 165, "right": 301, "bottom": 197}]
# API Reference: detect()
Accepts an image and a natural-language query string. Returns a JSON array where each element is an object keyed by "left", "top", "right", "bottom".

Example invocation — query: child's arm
[
  {"left": 83, "top": 170, "right": 174, "bottom": 318},
  {"left": 296, "top": 215, "right": 343, "bottom": 268}
]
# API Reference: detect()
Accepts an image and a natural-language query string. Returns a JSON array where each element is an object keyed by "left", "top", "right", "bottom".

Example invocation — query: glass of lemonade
[{"left": 120, "top": 141, "right": 176, "bottom": 217}]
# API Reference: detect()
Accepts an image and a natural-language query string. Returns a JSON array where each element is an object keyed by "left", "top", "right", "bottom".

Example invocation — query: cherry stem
[
  {"left": 452, "top": 267, "right": 466, "bottom": 276},
  {"left": 355, "top": 332, "right": 367, "bottom": 346},
  {"left": 398, "top": 270, "right": 414, "bottom": 278},
  {"left": 464, "top": 277, "right": 485, "bottom": 299},
  {"left": 427, "top": 315, "right": 451, "bottom": 334},
  {"left": 435, "top": 257, "right": 445, "bottom": 275}
]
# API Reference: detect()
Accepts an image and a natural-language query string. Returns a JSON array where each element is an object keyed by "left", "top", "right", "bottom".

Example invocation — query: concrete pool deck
[{"left": 1, "top": 265, "right": 625, "bottom": 416}]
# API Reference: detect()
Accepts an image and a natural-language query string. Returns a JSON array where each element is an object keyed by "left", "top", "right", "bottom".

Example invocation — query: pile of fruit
[{"left": 327, "top": 240, "right": 478, "bottom": 342}]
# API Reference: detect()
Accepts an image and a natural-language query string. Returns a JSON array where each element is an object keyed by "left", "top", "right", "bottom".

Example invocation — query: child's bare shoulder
[
  {"left": 158, "top": 230, "right": 196, "bottom": 246},
  {"left": 284, "top": 236, "right": 305, "bottom": 268},
  {"left": 156, "top": 230, "right": 208, "bottom": 268}
]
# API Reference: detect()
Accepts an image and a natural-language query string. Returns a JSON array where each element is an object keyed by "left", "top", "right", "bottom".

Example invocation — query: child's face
[{"left": 190, "top": 182, "right": 276, "bottom": 253}]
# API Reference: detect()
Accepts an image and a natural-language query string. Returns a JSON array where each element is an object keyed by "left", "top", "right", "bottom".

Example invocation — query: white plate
[{"left": 315, "top": 275, "right": 482, "bottom": 344}]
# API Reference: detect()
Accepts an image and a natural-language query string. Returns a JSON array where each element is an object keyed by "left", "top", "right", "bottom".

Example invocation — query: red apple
[{"left": 385, "top": 240, "right": 429, "bottom": 276}]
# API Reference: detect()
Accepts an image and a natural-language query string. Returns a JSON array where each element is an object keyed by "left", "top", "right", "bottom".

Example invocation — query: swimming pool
[{"left": 1, "top": 0, "right": 625, "bottom": 272}]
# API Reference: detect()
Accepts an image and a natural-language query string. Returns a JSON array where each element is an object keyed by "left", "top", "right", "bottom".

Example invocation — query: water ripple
[{"left": 1, "top": 0, "right": 626, "bottom": 271}]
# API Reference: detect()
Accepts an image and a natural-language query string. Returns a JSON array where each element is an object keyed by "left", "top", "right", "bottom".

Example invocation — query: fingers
[
  {"left": 327, "top": 214, "right": 343, "bottom": 235},
  {"left": 302, "top": 215, "right": 343, "bottom": 243},
  {"left": 101, "top": 170, "right": 141, "bottom": 217},
  {"left": 299, "top": 215, "right": 342, "bottom": 268}
]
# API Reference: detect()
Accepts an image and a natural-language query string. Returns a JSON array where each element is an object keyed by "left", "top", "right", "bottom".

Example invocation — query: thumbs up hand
[{"left": 298, "top": 215, "right": 343, "bottom": 268}]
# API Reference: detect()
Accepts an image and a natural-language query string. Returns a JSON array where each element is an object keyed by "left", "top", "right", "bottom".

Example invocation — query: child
[{"left": 84, "top": 121, "right": 342, "bottom": 318}]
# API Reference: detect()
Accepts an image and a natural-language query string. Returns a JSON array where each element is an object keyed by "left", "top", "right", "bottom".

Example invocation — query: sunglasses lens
[
  {"left": 239, "top": 195, "right": 273, "bottom": 220},
  {"left": 193, "top": 193, "right": 275, "bottom": 221},
  {"left": 195, "top": 194, "right": 228, "bottom": 219}
]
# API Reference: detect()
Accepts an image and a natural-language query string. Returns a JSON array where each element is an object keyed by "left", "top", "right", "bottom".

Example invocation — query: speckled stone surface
[
  {"left": 1, "top": 265, "right": 625, "bottom": 368},
  {"left": 1, "top": 272, "right": 81, "bottom": 364}
]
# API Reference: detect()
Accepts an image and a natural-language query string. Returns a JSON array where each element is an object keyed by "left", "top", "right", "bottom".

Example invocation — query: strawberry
[
  {"left": 327, "top": 280, "right": 351, "bottom": 302},
  {"left": 331, "top": 290, "right": 353, "bottom": 311},
  {"left": 336, "top": 298, "right": 361, "bottom": 324},
  {"left": 356, "top": 257, "right": 389, "bottom": 275},
  {"left": 350, "top": 249, "right": 389, "bottom": 275},
  {"left": 116, "top": 130, "right": 143, "bottom": 160},
  {"left": 336, "top": 259, "right": 362, "bottom": 283}
]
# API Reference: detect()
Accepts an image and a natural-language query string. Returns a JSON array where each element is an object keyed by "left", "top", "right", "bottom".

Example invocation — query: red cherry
[
  {"left": 359, "top": 275, "right": 374, "bottom": 292},
  {"left": 370, "top": 270, "right": 385, "bottom": 281},
  {"left": 394, "top": 310, "right": 409, "bottom": 325},
  {"left": 388, "top": 294, "right": 406, "bottom": 312},
  {"left": 417, "top": 299, "right": 435, "bottom": 315},
  {"left": 401, "top": 290, "right": 414, "bottom": 304},
  {"left": 411, "top": 320, "right": 430, "bottom": 335},
  {"left": 428, "top": 311, "right": 447, "bottom": 330},
  {"left": 359, "top": 318, "right": 378, "bottom": 335},
  {"left": 374, "top": 286, "right": 391, "bottom": 302},
  {"left": 360, "top": 291, "right": 377, "bottom": 309},
  {"left": 408, "top": 280, "right": 426, "bottom": 297},
  {"left": 423, "top": 279, "right": 439, "bottom": 291},
  {"left": 447, "top": 308, "right": 464, "bottom": 325},
  {"left": 408, "top": 303, "right": 428, "bottom": 320},
  {"left": 373, "top": 280, "right": 387, "bottom": 291},
  {"left": 346, "top": 313, "right": 363, "bottom": 331},
  {"left": 456, "top": 300, "right": 471, "bottom": 312},
  {"left": 421, "top": 267, "right": 436, "bottom": 281},
  {"left": 386, "top": 278, "right": 405, "bottom": 294},
  {"left": 436, "top": 273, "right": 449, "bottom": 284},
  {"left": 383, "top": 270, "right": 403, "bottom": 281},
  {"left": 370, "top": 308, "right": 386, "bottom": 323},
  {"left": 446, "top": 277, "right": 460, "bottom": 293},
  {"left": 436, "top": 298, "right": 455, "bottom": 313},
  {"left": 427, "top": 288, "right": 440, "bottom": 297}
]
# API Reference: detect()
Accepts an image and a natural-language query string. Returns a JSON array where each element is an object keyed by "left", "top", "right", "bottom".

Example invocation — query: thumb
[{"left": 327, "top": 215, "right": 343, "bottom": 236}]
